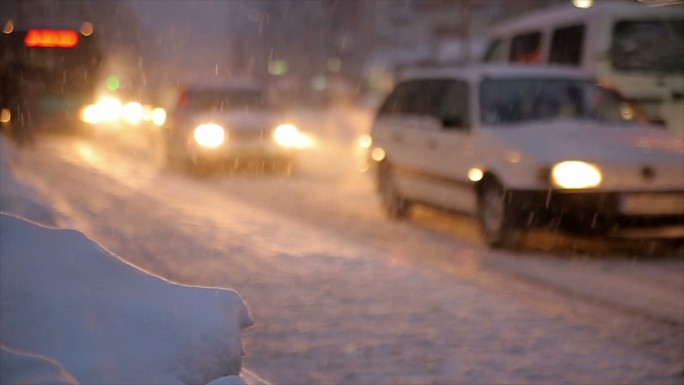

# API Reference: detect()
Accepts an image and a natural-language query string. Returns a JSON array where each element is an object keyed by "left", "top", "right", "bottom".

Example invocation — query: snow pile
[
  {"left": 0, "top": 213, "right": 254, "bottom": 385},
  {"left": 0, "top": 135, "right": 57, "bottom": 226},
  {"left": 0, "top": 346, "right": 79, "bottom": 385}
]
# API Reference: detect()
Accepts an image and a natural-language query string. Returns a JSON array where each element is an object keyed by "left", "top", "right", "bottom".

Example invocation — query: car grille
[{"left": 230, "top": 129, "right": 273, "bottom": 142}]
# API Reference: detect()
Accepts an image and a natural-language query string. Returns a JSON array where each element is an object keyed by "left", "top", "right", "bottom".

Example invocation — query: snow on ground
[
  {"left": 0, "top": 213, "right": 253, "bottom": 385},
  {"left": 0, "top": 135, "right": 58, "bottom": 226},
  {"left": 1, "top": 345, "right": 79, "bottom": 385},
  {"left": 9, "top": 115, "right": 683, "bottom": 384},
  {"left": 0, "top": 134, "right": 263, "bottom": 385}
]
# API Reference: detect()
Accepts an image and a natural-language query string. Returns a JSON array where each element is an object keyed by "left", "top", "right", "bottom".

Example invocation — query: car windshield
[
  {"left": 611, "top": 19, "right": 684, "bottom": 74},
  {"left": 480, "top": 78, "right": 643, "bottom": 126},
  {"left": 184, "top": 89, "right": 269, "bottom": 112}
]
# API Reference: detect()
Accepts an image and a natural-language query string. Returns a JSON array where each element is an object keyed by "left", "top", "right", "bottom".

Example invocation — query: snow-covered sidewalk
[{"left": 0, "top": 135, "right": 266, "bottom": 385}]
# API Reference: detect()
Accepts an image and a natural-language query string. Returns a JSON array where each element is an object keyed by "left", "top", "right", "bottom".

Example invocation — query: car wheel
[
  {"left": 478, "top": 179, "right": 520, "bottom": 249},
  {"left": 378, "top": 163, "right": 410, "bottom": 219}
]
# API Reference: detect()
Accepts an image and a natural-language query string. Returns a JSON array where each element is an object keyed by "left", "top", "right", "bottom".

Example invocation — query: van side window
[
  {"left": 549, "top": 25, "right": 585, "bottom": 66},
  {"left": 439, "top": 81, "right": 469, "bottom": 128},
  {"left": 483, "top": 39, "right": 504, "bottom": 62},
  {"left": 403, "top": 80, "right": 436, "bottom": 117},
  {"left": 387, "top": 80, "right": 446, "bottom": 118},
  {"left": 510, "top": 32, "right": 542, "bottom": 63},
  {"left": 378, "top": 82, "right": 413, "bottom": 116}
]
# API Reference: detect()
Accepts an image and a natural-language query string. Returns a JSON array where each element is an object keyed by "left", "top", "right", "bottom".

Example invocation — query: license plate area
[{"left": 620, "top": 193, "right": 684, "bottom": 215}]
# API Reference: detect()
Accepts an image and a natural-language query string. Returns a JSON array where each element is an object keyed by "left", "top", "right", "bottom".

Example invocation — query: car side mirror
[{"left": 441, "top": 116, "right": 466, "bottom": 129}]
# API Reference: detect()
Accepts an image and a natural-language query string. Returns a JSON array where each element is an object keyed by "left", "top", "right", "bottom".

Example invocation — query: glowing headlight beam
[
  {"left": 97, "top": 97, "right": 122, "bottom": 122},
  {"left": 194, "top": 124, "right": 225, "bottom": 148},
  {"left": 551, "top": 161, "right": 602, "bottom": 189},
  {"left": 80, "top": 104, "right": 102, "bottom": 124},
  {"left": 467, "top": 168, "right": 484, "bottom": 182},
  {"left": 122, "top": 102, "right": 144, "bottom": 125},
  {"left": 151, "top": 107, "right": 166, "bottom": 126},
  {"left": 273, "top": 123, "right": 311, "bottom": 148}
]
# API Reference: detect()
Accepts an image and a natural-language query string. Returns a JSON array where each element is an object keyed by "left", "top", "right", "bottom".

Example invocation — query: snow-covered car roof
[
  {"left": 400, "top": 64, "right": 594, "bottom": 83},
  {"left": 486, "top": 1, "right": 683, "bottom": 38}
]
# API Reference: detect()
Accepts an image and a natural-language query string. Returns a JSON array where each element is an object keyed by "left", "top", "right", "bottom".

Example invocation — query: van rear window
[{"left": 611, "top": 20, "right": 684, "bottom": 73}]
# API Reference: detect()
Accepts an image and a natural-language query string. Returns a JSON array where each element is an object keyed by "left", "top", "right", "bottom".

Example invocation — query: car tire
[
  {"left": 378, "top": 163, "right": 410, "bottom": 219},
  {"left": 478, "top": 178, "right": 520, "bottom": 249}
]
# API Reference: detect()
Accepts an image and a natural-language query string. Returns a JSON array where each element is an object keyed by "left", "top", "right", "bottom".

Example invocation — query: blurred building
[{"left": 228, "top": 0, "right": 576, "bottom": 103}]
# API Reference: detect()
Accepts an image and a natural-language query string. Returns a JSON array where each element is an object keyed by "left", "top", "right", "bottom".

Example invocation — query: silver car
[{"left": 163, "top": 82, "right": 310, "bottom": 173}]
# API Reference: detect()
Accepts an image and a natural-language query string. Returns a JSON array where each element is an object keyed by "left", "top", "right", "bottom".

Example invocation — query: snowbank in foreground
[
  {"left": 0, "top": 213, "right": 254, "bottom": 385},
  {"left": 0, "top": 135, "right": 57, "bottom": 226},
  {"left": 0, "top": 346, "right": 79, "bottom": 385}
]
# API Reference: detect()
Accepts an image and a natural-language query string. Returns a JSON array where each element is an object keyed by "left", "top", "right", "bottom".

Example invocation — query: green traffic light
[{"left": 106, "top": 75, "right": 120, "bottom": 91}]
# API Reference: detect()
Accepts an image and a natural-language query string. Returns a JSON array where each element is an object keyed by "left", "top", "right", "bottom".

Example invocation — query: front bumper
[
  {"left": 189, "top": 140, "right": 297, "bottom": 164},
  {"left": 507, "top": 189, "right": 684, "bottom": 238}
]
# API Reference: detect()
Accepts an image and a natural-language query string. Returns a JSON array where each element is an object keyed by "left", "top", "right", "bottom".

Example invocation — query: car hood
[
  {"left": 192, "top": 111, "right": 281, "bottom": 132},
  {"left": 483, "top": 120, "right": 684, "bottom": 166}
]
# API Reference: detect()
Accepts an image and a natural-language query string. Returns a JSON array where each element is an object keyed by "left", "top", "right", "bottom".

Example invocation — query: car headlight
[
  {"left": 122, "top": 102, "right": 144, "bottom": 125},
  {"left": 151, "top": 107, "right": 166, "bottom": 126},
  {"left": 80, "top": 104, "right": 102, "bottom": 124},
  {"left": 97, "top": 97, "right": 122, "bottom": 122},
  {"left": 194, "top": 124, "right": 225, "bottom": 148},
  {"left": 273, "top": 123, "right": 311, "bottom": 148},
  {"left": 551, "top": 161, "right": 602, "bottom": 189}
]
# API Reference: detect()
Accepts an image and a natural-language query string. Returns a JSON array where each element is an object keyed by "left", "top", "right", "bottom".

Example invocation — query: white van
[{"left": 481, "top": 1, "right": 684, "bottom": 135}]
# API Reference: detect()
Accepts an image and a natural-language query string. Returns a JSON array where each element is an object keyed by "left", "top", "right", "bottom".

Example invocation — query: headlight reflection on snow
[{"left": 75, "top": 142, "right": 105, "bottom": 166}]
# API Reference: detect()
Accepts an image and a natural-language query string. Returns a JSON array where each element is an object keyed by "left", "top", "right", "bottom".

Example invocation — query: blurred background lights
[
  {"left": 3, "top": 20, "right": 14, "bottom": 34},
  {"left": 358, "top": 134, "right": 372, "bottom": 149},
  {"left": 268, "top": 60, "right": 288, "bottom": 76},
  {"left": 371, "top": 148, "right": 386, "bottom": 162},
  {"left": 326, "top": 57, "right": 342, "bottom": 73},
  {"left": 311, "top": 76, "right": 327, "bottom": 91},
  {"left": 106, "top": 75, "right": 121, "bottom": 92},
  {"left": 98, "top": 97, "right": 122, "bottom": 122},
  {"left": 80, "top": 22, "right": 94, "bottom": 36},
  {"left": 1, "top": 108, "right": 11, "bottom": 123},
  {"left": 122, "top": 102, "right": 144, "bottom": 125},
  {"left": 151, "top": 108, "right": 167, "bottom": 126},
  {"left": 572, "top": 0, "right": 593, "bottom": 8}
]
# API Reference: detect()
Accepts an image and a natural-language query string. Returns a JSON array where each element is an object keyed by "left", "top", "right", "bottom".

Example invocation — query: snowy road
[{"left": 8, "top": 119, "right": 684, "bottom": 384}]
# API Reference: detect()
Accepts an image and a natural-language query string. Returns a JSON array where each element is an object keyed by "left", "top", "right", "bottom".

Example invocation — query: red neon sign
[{"left": 24, "top": 30, "right": 79, "bottom": 48}]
